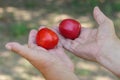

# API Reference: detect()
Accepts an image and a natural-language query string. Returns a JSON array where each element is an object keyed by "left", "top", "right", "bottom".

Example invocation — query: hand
[
  {"left": 5, "top": 28, "right": 76, "bottom": 80},
  {"left": 58, "top": 6, "right": 120, "bottom": 77},
  {"left": 59, "top": 6, "right": 119, "bottom": 62}
]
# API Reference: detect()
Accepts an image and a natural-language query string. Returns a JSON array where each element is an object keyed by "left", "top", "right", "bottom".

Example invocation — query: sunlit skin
[
  {"left": 58, "top": 7, "right": 120, "bottom": 77},
  {"left": 5, "top": 6, "right": 120, "bottom": 80},
  {"left": 5, "top": 27, "right": 78, "bottom": 80},
  {"left": 58, "top": 7, "right": 117, "bottom": 61}
]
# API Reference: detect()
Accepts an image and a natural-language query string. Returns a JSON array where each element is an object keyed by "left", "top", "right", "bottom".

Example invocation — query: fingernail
[
  {"left": 95, "top": 6, "right": 99, "bottom": 9},
  {"left": 31, "top": 29, "right": 37, "bottom": 34},
  {"left": 5, "top": 44, "right": 12, "bottom": 50},
  {"left": 31, "top": 29, "right": 37, "bottom": 32},
  {"left": 94, "top": 7, "right": 98, "bottom": 11},
  {"left": 94, "top": 6, "right": 100, "bottom": 16},
  {"left": 96, "top": 6, "right": 101, "bottom": 12}
]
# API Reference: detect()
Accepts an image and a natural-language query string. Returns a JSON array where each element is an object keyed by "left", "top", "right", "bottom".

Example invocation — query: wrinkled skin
[
  {"left": 5, "top": 28, "right": 74, "bottom": 72},
  {"left": 59, "top": 7, "right": 118, "bottom": 62}
]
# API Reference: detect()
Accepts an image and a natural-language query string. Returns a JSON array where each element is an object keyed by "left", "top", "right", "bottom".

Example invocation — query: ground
[{"left": 0, "top": 0, "right": 120, "bottom": 80}]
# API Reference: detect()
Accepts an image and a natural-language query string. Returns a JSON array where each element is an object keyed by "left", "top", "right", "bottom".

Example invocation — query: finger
[
  {"left": 28, "top": 29, "right": 37, "bottom": 48},
  {"left": 93, "top": 6, "right": 106, "bottom": 25},
  {"left": 79, "top": 27, "right": 92, "bottom": 40},
  {"left": 5, "top": 42, "right": 33, "bottom": 60},
  {"left": 50, "top": 27, "right": 63, "bottom": 48},
  {"left": 52, "top": 26, "right": 60, "bottom": 34},
  {"left": 93, "top": 6, "right": 115, "bottom": 36},
  {"left": 93, "top": 6, "right": 113, "bottom": 26},
  {"left": 57, "top": 31, "right": 73, "bottom": 50},
  {"left": 49, "top": 26, "right": 60, "bottom": 37},
  {"left": 55, "top": 41, "right": 63, "bottom": 49},
  {"left": 61, "top": 38, "right": 73, "bottom": 50},
  {"left": 38, "top": 26, "right": 46, "bottom": 30},
  {"left": 28, "top": 29, "right": 47, "bottom": 50}
]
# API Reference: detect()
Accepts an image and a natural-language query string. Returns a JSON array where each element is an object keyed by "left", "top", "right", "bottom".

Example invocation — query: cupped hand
[
  {"left": 5, "top": 28, "right": 74, "bottom": 73},
  {"left": 59, "top": 7, "right": 119, "bottom": 62}
]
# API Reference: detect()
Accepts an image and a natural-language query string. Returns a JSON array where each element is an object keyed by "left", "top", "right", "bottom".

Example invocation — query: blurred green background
[{"left": 0, "top": 0, "right": 120, "bottom": 80}]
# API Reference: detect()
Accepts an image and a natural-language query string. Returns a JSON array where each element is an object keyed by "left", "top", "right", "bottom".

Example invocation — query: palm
[
  {"left": 60, "top": 7, "right": 116, "bottom": 61},
  {"left": 60, "top": 28, "right": 98, "bottom": 61},
  {"left": 5, "top": 29, "right": 74, "bottom": 72},
  {"left": 30, "top": 30, "right": 73, "bottom": 72},
  {"left": 28, "top": 42, "right": 74, "bottom": 72}
]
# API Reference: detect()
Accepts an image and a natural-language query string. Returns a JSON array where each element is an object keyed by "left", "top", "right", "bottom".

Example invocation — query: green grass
[
  {"left": 75, "top": 68, "right": 91, "bottom": 76},
  {"left": 10, "top": 22, "right": 29, "bottom": 37},
  {"left": 24, "top": 1, "right": 37, "bottom": 8}
]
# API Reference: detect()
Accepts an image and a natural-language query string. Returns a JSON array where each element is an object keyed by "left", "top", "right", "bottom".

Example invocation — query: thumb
[
  {"left": 93, "top": 6, "right": 115, "bottom": 35},
  {"left": 93, "top": 6, "right": 113, "bottom": 26},
  {"left": 5, "top": 42, "right": 33, "bottom": 60}
]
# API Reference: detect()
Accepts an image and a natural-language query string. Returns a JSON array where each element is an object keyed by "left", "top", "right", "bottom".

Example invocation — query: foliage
[{"left": 10, "top": 23, "right": 29, "bottom": 37}]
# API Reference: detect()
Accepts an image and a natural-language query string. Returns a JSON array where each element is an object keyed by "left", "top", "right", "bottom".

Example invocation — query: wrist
[
  {"left": 35, "top": 59, "right": 78, "bottom": 80},
  {"left": 41, "top": 63, "right": 78, "bottom": 80},
  {"left": 97, "top": 38, "right": 120, "bottom": 76}
]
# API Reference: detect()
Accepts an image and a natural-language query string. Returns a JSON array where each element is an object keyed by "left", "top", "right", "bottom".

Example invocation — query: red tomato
[
  {"left": 36, "top": 28, "right": 59, "bottom": 49},
  {"left": 59, "top": 19, "right": 81, "bottom": 40}
]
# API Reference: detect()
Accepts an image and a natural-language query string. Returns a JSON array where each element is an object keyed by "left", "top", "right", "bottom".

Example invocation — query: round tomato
[
  {"left": 36, "top": 28, "right": 59, "bottom": 49},
  {"left": 59, "top": 19, "right": 81, "bottom": 40}
]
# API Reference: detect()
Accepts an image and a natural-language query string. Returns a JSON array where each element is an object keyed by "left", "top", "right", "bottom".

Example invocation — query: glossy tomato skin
[
  {"left": 59, "top": 19, "right": 81, "bottom": 40},
  {"left": 36, "top": 28, "right": 59, "bottom": 49}
]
